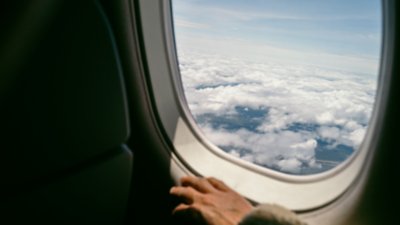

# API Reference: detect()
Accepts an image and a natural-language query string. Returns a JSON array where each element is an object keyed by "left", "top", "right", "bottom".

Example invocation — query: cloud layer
[{"left": 178, "top": 51, "right": 377, "bottom": 174}]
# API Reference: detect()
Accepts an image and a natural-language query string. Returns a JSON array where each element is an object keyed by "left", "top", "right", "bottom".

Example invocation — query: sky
[
  {"left": 178, "top": 52, "right": 376, "bottom": 174},
  {"left": 172, "top": 0, "right": 381, "bottom": 174},
  {"left": 172, "top": 0, "right": 382, "bottom": 75}
]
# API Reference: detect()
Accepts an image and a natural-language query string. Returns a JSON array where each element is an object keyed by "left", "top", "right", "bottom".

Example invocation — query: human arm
[
  {"left": 170, "top": 176, "right": 307, "bottom": 225},
  {"left": 170, "top": 176, "right": 253, "bottom": 225}
]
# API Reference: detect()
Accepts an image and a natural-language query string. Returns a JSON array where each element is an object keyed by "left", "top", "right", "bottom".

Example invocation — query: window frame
[{"left": 135, "top": 0, "right": 392, "bottom": 211}]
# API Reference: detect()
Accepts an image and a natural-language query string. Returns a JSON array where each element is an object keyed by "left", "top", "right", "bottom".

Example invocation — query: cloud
[
  {"left": 174, "top": 18, "right": 209, "bottom": 29},
  {"left": 178, "top": 50, "right": 377, "bottom": 174},
  {"left": 276, "top": 158, "right": 302, "bottom": 174},
  {"left": 175, "top": 2, "right": 374, "bottom": 24},
  {"left": 317, "top": 127, "right": 341, "bottom": 140},
  {"left": 174, "top": 35, "right": 380, "bottom": 75},
  {"left": 199, "top": 124, "right": 320, "bottom": 173},
  {"left": 207, "top": 7, "right": 311, "bottom": 22}
]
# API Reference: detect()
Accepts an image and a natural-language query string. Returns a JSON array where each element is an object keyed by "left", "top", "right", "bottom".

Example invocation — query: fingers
[
  {"left": 180, "top": 176, "right": 215, "bottom": 193},
  {"left": 172, "top": 203, "right": 190, "bottom": 214},
  {"left": 170, "top": 186, "right": 198, "bottom": 204},
  {"left": 207, "top": 177, "right": 231, "bottom": 192}
]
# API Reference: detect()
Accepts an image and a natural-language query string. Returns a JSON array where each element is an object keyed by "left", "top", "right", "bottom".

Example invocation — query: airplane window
[{"left": 171, "top": 0, "right": 382, "bottom": 175}]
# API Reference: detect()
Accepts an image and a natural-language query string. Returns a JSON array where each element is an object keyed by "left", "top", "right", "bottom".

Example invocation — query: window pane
[{"left": 172, "top": 0, "right": 381, "bottom": 175}]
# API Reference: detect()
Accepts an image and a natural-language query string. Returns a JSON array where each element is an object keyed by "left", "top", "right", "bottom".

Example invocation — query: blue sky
[{"left": 172, "top": 0, "right": 382, "bottom": 75}]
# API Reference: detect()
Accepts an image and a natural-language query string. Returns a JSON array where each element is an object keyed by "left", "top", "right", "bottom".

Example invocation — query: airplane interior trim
[{"left": 136, "top": 0, "right": 393, "bottom": 212}]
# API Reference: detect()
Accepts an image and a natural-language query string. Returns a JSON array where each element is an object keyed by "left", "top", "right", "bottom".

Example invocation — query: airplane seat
[{"left": 0, "top": 1, "right": 133, "bottom": 224}]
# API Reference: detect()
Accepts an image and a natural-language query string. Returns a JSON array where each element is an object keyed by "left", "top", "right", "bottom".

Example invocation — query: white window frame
[{"left": 135, "top": 0, "right": 391, "bottom": 212}]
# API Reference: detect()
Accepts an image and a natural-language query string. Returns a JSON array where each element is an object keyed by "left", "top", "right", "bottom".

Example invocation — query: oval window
[{"left": 172, "top": 0, "right": 382, "bottom": 175}]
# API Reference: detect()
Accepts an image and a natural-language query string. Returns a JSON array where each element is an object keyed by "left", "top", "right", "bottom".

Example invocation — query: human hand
[{"left": 170, "top": 176, "right": 254, "bottom": 225}]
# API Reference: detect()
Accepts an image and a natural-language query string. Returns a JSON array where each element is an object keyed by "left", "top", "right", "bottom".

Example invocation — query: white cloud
[
  {"left": 174, "top": 18, "right": 209, "bottom": 29},
  {"left": 317, "top": 127, "right": 341, "bottom": 140},
  {"left": 178, "top": 50, "right": 377, "bottom": 174},
  {"left": 316, "top": 112, "right": 335, "bottom": 125},
  {"left": 207, "top": 7, "right": 311, "bottom": 22},
  {"left": 174, "top": 34, "right": 380, "bottom": 75},
  {"left": 348, "top": 128, "right": 367, "bottom": 148},
  {"left": 276, "top": 158, "right": 302, "bottom": 174}
]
